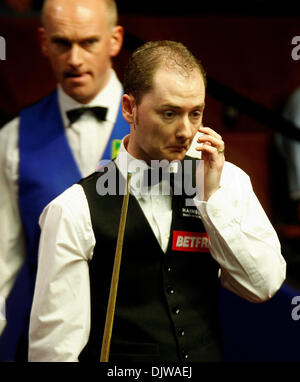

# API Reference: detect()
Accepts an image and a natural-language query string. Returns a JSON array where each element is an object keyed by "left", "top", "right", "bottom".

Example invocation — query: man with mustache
[
  {"left": 29, "top": 40, "right": 286, "bottom": 362},
  {"left": 0, "top": 0, "right": 128, "bottom": 361}
]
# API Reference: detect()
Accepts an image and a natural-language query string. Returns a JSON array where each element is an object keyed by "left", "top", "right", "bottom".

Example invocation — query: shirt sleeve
[
  {"left": 194, "top": 162, "right": 286, "bottom": 303},
  {"left": 28, "top": 184, "right": 95, "bottom": 361},
  {"left": 0, "top": 118, "right": 26, "bottom": 334}
]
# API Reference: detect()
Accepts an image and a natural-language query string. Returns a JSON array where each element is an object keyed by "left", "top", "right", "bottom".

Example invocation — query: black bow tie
[
  {"left": 143, "top": 166, "right": 175, "bottom": 188},
  {"left": 66, "top": 106, "right": 108, "bottom": 124},
  {"left": 142, "top": 160, "right": 196, "bottom": 196}
]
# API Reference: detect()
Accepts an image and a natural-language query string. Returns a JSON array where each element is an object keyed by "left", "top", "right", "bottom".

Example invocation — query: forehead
[
  {"left": 149, "top": 68, "right": 205, "bottom": 106},
  {"left": 43, "top": 0, "right": 109, "bottom": 36}
]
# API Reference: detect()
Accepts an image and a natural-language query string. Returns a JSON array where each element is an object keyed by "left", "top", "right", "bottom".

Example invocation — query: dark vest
[
  {"left": 0, "top": 91, "right": 129, "bottom": 361},
  {"left": 79, "top": 159, "right": 223, "bottom": 362}
]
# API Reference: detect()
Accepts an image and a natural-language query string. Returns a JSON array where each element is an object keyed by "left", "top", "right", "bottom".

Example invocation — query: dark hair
[{"left": 123, "top": 40, "right": 207, "bottom": 105}]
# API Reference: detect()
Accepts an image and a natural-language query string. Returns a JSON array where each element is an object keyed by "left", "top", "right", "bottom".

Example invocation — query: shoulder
[
  {"left": 222, "top": 160, "right": 249, "bottom": 177},
  {"left": 41, "top": 184, "right": 90, "bottom": 229},
  {"left": 21, "top": 91, "right": 58, "bottom": 113},
  {"left": 222, "top": 160, "right": 250, "bottom": 179},
  {"left": 79, "top": 170, "right": 105, "bottom": 186},
  {"left": 79, "top": 162, "right": 118, "bottom": 190},
  {"left": 0, "top": 116, "right": 19, "bottom": 156},
  {"left": 39, "top": 184, "right": 95, "bottom": 261},
  {"left": 0, "top": 92, "right": 57, "bottom": 140},
  {"left": 45, "top": 183, "right": 87, "bottom": 212},
  {"left": 0, "top": 116, "right": 19, "bottom": 139},
  {"left": 0, "top": 91, "right": 57, "bottom": 152},
  {"left": 221, "top": 161, "right": 252, "bottom": 191}
]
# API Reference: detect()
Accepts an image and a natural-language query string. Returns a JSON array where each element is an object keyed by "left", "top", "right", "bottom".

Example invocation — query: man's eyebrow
[
  {"left": 50, "top": 35, "right": 101, "bottom": 43},
  {"left": 161, "top": 103, "right": 205, "bottom": 109},
  {"left": 50, "top": 35, "right": 70, "bottom": 42},
  {"left": 81, "top": 35, "right": 101, "bottom": 42}
]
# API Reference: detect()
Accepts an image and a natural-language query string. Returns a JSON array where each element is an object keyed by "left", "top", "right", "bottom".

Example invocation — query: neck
[{"left": 126, "top": 134, "right": 153, "bottom": 166}]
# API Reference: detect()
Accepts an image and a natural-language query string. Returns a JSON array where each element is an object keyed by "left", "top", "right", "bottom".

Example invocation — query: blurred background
[
  {"left": 1, "top": 0, "right": 300, "bottom": 241},
  {"left": 2, "top": 0, "right": 300, "bottom": 363}
]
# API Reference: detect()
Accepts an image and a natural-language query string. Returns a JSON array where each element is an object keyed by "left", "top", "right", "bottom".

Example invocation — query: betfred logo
[{"left": 172, "top": 231, "right": 210, "bottom": 253}]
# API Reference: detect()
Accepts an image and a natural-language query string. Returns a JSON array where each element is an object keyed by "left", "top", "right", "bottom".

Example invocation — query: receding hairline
[
  {"left": 41, "top": 0, "right": 118, "bottom": 28},
  {"left": 123, "top": 40, "right": 207, "bottom": 105}
]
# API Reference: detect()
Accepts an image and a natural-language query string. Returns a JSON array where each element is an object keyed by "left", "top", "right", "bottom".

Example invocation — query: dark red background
[{"left": 1, "top": 11, "right": 300, "bottom": 219}]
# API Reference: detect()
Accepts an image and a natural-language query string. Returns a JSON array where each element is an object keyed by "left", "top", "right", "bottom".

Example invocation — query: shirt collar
[
  {"left": 58, "top": 69, "right": 122, "bottom": 127},
  {"left": 115, "top": 137, "right": 174, "bottom": 198}
]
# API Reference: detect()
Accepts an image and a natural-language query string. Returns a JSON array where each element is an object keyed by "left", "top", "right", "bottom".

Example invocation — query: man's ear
[
  {"left": 110, "top": 25, "right": 124, "bottom": 57},
  {"left": 122, "top": 94, "right": 136, "bottom": 124},
  {"left": 38, "top": 27, "right": 49, "bottom": 57}
]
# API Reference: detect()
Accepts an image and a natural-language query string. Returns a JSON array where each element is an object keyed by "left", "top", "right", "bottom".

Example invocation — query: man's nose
[
  {"left": 67, "top": 44, "right": 83, "bottom": 67},
  {"left": 176, "top": 115, "right": 194, "bottom": 140}
]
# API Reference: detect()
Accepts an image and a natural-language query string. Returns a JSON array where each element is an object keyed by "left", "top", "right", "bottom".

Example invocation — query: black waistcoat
[{"left": 79, "top": 158, "right": 223, "bottom": 362}]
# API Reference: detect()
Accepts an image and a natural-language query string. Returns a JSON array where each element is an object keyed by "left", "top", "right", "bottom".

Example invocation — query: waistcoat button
[
  {"left": 178, "top": 328, "right": 185, "bottom": 336},
  {"left": 182, "top": 352, "right": 189, "bottom": 360},
  {"left": 167, "top": 286, "right": 175, "bottom": 294},
  {"left": 164, "top": 265, "right": 172, "bottom": 272}
]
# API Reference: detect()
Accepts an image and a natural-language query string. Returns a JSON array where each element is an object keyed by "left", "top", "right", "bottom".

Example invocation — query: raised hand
[{"left": 195, "top": 126, "right": 225, "bottom": 201}]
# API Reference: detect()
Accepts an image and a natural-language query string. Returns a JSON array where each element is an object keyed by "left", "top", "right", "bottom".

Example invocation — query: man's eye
[
  {"left": 191, "top": 111, "right": 202, "bottom": 119},
  {"left": 53, "top": 39, "right": 71, "bottom": 49},
  {"left": 163, "top": 111, "right": 175, "bottom": 119},
  {"left": 82, "top": 39, "right": 99, "bottom": 49}
]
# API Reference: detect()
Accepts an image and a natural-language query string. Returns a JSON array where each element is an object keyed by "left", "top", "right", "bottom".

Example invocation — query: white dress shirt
[
  {"left": 0, "top": 70, "right": 123, "bottom": 333},
  {"left": 29, "top": 139, "right": 286, "bottom": 361}
]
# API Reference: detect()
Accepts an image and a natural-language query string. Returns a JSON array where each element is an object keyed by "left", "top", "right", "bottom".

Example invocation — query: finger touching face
[{"left": 196, "top": 126, "right": 225, "bottom": 159}]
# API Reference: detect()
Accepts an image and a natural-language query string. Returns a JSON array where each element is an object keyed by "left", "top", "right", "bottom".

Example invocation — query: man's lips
[
  {"left": 167, "top": 145, "right": 188, "bottom": 152},
  {"left": 64, "top": 72, "right": 90, "bottom": 80}
]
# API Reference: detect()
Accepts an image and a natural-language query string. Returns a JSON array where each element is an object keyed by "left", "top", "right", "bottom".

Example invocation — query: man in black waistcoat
[{"left": 28, "top": 40, "right": 286, "bottom": 362}]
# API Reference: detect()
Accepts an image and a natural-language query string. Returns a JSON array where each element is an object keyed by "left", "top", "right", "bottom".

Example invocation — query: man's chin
[
  {"left": 63, "top": 86, "right": 95, "bottom": 104},
  {"left": 164, "top": 151, "right": 187, "bottom": 163}
]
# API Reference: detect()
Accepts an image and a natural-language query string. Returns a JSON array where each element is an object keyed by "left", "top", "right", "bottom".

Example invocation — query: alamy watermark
[
  {"left": 291, "top": 36, "right": 300, "bottom": 60},
  {"left": 96, "top": 153, "right": 205, "bottom": 206},
  {"left": 0, "top": 36, "right": 6, "bottom": 61},
  {"left": 291, "top": 296, "right": 300, "bottom": 320}
]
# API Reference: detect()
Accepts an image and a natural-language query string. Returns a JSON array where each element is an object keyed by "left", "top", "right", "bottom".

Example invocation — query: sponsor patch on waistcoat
[
  {"left": 172, "top": 231, "right": 210, "bottom": 253},
  {"left": 180, "top": 206, "right": 202, "bottom": 219}
]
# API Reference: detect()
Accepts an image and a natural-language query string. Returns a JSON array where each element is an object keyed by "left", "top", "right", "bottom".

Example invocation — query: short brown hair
[{"left": 123, "top": 40, "right": 207, "bottom": 105}]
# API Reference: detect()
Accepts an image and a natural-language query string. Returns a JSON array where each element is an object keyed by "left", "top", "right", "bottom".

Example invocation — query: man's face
[
  {"left": 128, "top": 68, "right": 206, "bottom": 163},
  {"left": 40, "top": 0, "right": 123, "bottom": 104}
]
